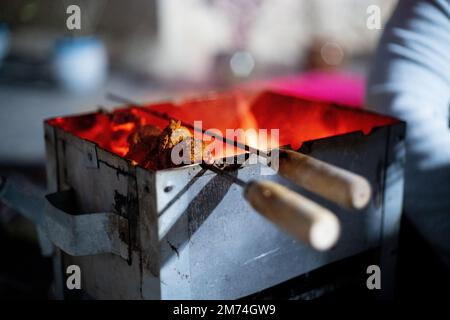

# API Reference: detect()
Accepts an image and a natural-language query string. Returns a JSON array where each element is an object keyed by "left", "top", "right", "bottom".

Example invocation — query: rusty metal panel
[
  {"left": 51, "top": 129, "right": 142, "bottom": 299},
  {"left": 43, "top": 123, "right": 64, "bottom": 299},
  {"left": 136, "top": 167, "right": 161, "bottom": 299}
]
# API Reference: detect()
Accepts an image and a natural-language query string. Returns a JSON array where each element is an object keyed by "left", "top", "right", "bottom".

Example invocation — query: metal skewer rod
[
  {"left": 201, "top": 163, "right": 341, "bottom": 252},
  {"left": 201, "top": 163, "right": 247, "bottom": 187}
]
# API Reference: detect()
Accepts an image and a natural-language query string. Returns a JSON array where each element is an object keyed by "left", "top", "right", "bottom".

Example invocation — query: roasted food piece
[
  {"left": 126, "top": 120, "right": 211, "bottom": 170},
  {"left": 157, "top": 120, "right": 209, "bottom": 168},
  {"left": 157, "top": 120, "right": 212, "bottom": 168},
  {"left": 159, "top": 119, "right": 192, "bottom": 150},
  {"left": 158, "top": 135, "right": 209, "bottom": 168}
]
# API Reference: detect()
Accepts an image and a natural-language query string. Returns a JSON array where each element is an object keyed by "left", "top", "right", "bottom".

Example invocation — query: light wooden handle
[
  {"left": 244, "top": 180, "right": 340, "bottom": 251},
  {"left": 277, "top": 149, "right": 371, "bottom": 210}
]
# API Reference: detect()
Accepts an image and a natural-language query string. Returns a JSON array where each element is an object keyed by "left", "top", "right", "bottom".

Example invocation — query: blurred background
[
  {"left": 0, "top": 0, "right": 396, "bottom": 164},
  {"left": 5, "top": 0, "right": 446, "bottom": 300}
]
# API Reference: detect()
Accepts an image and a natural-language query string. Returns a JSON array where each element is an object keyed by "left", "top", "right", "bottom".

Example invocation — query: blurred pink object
[{"left": 246, "top": 71, "right": 365, "bottom": 108}]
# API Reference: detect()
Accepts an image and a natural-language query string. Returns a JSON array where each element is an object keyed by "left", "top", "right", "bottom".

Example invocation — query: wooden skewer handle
[
  {"left": 244, "top": 180, "right": 340, "bottom": 251},
  {"left": 277, "top": 149, "right": 372, "bottom": 210}
]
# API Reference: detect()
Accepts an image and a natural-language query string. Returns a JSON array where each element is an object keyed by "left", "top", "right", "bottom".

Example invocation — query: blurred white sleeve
[
  {"left": 366, "top": 0, "right": 450, "bottom": 169},
  {"left": 366, "top": 0, "right": 450, "bottom": 264}
]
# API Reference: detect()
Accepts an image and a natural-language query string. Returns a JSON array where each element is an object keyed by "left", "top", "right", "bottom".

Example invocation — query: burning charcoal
[
  {"left": 125, "top": 124, "right": 162, "bottom": 167},
  {"left": 111, "top": 109, "right": 140, "bottom": 125},
  {"left": 140, "top": 125, "right": 162, "bottom": 144},
  {"left": 127, "top": 124, "right": 161, "bottom": 149}
]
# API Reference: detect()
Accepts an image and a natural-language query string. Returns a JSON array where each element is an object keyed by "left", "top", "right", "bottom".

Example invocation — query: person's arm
[{"left": 365, "top": 0, "right": 450, "bottom": 169}]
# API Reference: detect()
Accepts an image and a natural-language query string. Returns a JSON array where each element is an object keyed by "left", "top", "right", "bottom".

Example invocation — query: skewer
[
  {"left": 203, "top": 164, "right": 247, "bottom": 187},
  {"left": 106, "top": 92, "right": 371, "bottom": 210},
  {"left": 201, "top": 163, "right": 341, "bottom": 251}
]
